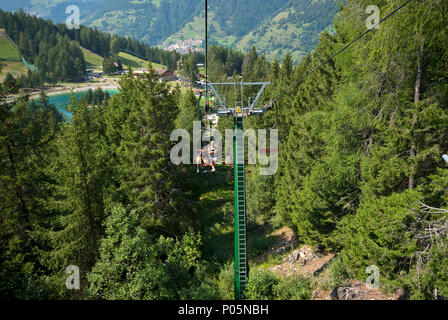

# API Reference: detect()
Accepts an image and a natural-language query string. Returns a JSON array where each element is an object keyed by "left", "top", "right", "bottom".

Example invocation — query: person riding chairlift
[
  {"left": 208, "top": 140, "right": 217, "bottom": 158},
  {"left": 196, "top": 141, "right": 217, "bottom": 173},
  {"left": 196, "top": 149, "right": 216, "bottom": 173}
]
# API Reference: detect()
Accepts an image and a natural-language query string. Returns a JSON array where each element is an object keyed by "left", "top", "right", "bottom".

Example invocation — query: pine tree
[
  {"left": 110, "top": 37, "right": 121, "bottom": 55},
  {"left": 112, "top": 66, "right": 179, "bottom": 233},
  {"left": 44, "top": 98, "right": 111, "bottom": 296},
  {"left": 175, "top": 90, "right": 197, "bottom": 133},
  {"left": 242, "top": 46, "right": 258, "bottom": 78},
  {"left": 280, "top": 52, "right": 293, "bottom": 81},
  {"left": 3, "top": 73, "right": 19, "bottom": 93},
  {"left": 38, "top": 90, "right": 49, "bottom": 107},
  {"left": 269, "top": 58, "right": 280, "bottom": 82},
  {"left": 341, "top": 191, "right": 421, "bottom": 288},
  {"left": 0, "top": 93, "right": 61, "bottom": 298}
]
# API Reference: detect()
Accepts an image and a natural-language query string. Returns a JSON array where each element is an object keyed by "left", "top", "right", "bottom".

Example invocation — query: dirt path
[
  {"left": 269, "top": 244, "right": 335, "bottom": 278},
  {"left": 258, "top": 226, "right": 403, "bottom": 300}
]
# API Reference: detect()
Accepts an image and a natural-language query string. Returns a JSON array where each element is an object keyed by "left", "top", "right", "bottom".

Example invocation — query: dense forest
[
  {"left": 1, "top": 0, "right": 448, "bottom": 300},
  {"left": 0, "top": 9, "right": 181, "bottom": 86},
  {"left": 244, "top": 0, "right": 448, "bottom": 299}
]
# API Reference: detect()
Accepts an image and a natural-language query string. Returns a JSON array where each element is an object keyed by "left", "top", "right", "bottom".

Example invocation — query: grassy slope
[
  {"left": 0, "top": 36, "right": 21, "bottom": 61},
  {"left": 81, "top": 47, "right": 167, "bottom": 70},
  {"left": 0, "top": 61, "right": 28, "bottom": 82},
  {"left": 0, "top": 30, "right": 27, "bottom": 81},
  {"left": 119, "top": 51, "right": 165, "bottom": 70},
  {"left": 82, "top": 47, "right": 103, "bottom": 68}
]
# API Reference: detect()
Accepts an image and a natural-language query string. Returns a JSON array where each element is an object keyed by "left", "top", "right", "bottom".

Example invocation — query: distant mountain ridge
[{"left": 0, "top": 0, "right": 339, "bottom": 62}]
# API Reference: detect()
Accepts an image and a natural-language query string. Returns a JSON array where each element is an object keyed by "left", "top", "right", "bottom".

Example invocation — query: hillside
[
  {"left": 0, "top": 0, "right": 339, "bottom": 62},
  {"left": 0, "top": 9, "right": 177, "bottom": 88},
  {"left": 234, "top": 0, "right": 337, "bottom": 61},
  {"left": 0, "top": 29, "right": 27, "bottom": 81},
  {"left": 118, "top": 51, "right": 166, "bottom": 70},
  {"left": 81, "top": 47, "right": 103, "bottom": 68},
  {"left": 1, "top": 0, "right": 448, "bottom": 303},
  {"left": 164, "top": 0, "right": 338, "bottom": 62},
  {"left": 81, "top": 47, "right": 167, "bottom": 70}
]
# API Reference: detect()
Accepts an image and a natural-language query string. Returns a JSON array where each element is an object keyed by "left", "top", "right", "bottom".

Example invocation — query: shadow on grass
[
  {"left": 183, "top": 165, "right": 279, "bottom": 266},
  {"left": 203, "top": 218, "right": 280, "bottom": 264}
]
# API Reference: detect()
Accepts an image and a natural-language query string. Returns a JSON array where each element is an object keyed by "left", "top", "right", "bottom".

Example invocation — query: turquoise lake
[{"left": 43, "top": 89, "right": 119, "bottom": 118}]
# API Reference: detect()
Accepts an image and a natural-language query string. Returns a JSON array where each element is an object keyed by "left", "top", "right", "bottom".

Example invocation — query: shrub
[
  {"left": 273, "top": 275, "right": 313, "bottom": 300},
  {"left": 327, "top": 256, "right": 350, "bottom": 289},
  {"left": 246, "top": 269, "right": 279, "bottom": 300},
  {"left": 217, "top": 263, "right": 234, "bottom": 300}
]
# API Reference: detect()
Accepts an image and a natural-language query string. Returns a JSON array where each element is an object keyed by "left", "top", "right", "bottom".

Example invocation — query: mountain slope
[
  {"left": 0, "top": 0, "right": 339, "bottom": 62},
  {"left": 234, "top": 0, "right": 338, "bottom": 61},
  {"left": 0, "top": 28, "right": 28, "bottom": 81}
]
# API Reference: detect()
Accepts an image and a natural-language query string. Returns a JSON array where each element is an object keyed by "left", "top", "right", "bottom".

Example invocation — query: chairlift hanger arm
[
  {"left": 250, "top": 83, "right": 268, "bottom": 108},
  {"left": 207, "top": 82, "right": 271, "bottom": 110},
  {"left": 207, "top": 84, "right": 225, "bottom": 107}
]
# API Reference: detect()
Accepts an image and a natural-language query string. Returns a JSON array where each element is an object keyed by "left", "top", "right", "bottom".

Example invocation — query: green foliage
[
  {"left": 36, "top": 35, "right": 86, "bottom": 82},
  {"left": 79, "top": 88, "right": 110, "bottom": 106},
  {"left": 42, "top": 99, "right": 111, "bottom": 297},
  {"left": 217, "top": 263, "right": 235, "bottom": 300},
  {"left": 182, "top": 54, "right": 200, "bottom": 82},
  {"left": 178, "top": 279, "right": 220, "bottom": 300},
  {"left": 246, "top": 171, "right": 276, "bottom": 221},
  {"left": 341, "top": 191, "right": 421, "bottom": 287},
  {"left": 247, "top": 230, "right": 276, "bottom": 259},
  {"left": 88, "top": 204, "right": 203, "bottom": 299},
  {"left": 175, "top": 90, "right": 197, "bottom": 133},
  {"left": 245, "top": 269, "right": 313, "bottom": 301},
  {"left": 2, "top": 72, "right": 19, "bottom": 93},
  {"left": 110, "top": 67, "right": 179, "bottom": 232},
  {"left": 410, "top": 244, "right": 448, "bottom": 300},
  {"left": 103, "top": 55, "right": 122, "bottom": 75},
  {"left": 273, "top": 275, "right": 313, "bottom": 300},
  {"left": 110, "top": 37, "right": 121, "bottom": 55},
  {"left": 326, "top": 256, "right": 350, "bottom": 289},
  {"left": 0, "top": 92, "right": 62, "bottom": 298},
  {"left": 246, "top": 269, "right": 279, "bottom": 300}
]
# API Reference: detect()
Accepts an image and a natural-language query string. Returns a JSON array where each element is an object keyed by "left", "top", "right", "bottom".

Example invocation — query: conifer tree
[
  {"left": 44, "top": 98, "right": 111, "bottom": 295},
  {"left": 112, "top": 66, "right": 179, "bottom": 234},
  {"left": 175, "top": 90, "right": 197, "bottom": 133},
  {"left": 0, "top": 93, "right": 61, "bottom": 298}
]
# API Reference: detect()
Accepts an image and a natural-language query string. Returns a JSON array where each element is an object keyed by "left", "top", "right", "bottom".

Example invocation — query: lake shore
[{"left": 23, "top": 81, "right": 120, "bottom": 99}]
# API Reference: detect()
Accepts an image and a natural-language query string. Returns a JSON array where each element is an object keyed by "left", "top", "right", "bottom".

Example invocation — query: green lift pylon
[
  {"left": 204, "top": 82, "right": 273, "bottom": 300},
  {"left": 202, "top": 0, "right": 277, "bottom": 301},
  {"left": 234, "top": 115, "right": 247, "bottom": 300}
]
